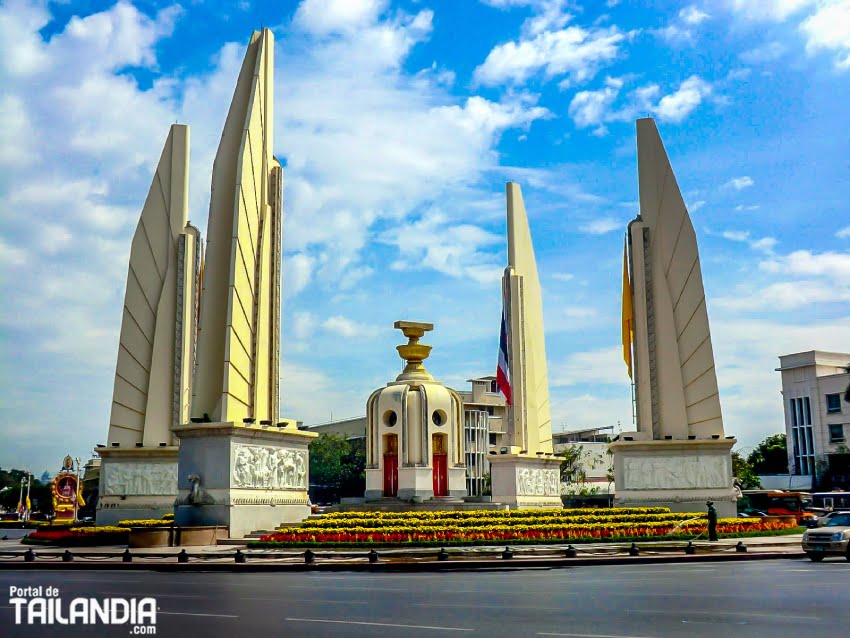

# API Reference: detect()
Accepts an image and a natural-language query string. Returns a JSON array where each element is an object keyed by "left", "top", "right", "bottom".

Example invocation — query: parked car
[
  {"left": 817, "top": 510, "right": 850, "bottom": 527},
  {"left": 802, "top": 512, "right": 850, "bottom": 561}
]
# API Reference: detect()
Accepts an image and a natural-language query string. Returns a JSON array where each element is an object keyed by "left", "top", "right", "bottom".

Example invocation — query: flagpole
[
  {"left": 17, "top": 480, "right": 24, "bottom": 521},
  {"left": 24, "top": 473, "right": 31, "bottom": 522}
]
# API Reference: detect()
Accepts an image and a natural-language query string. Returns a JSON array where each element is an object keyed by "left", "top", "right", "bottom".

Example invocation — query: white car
[{"left": 802, "top": 512, "right": 850, "bottom": 561}]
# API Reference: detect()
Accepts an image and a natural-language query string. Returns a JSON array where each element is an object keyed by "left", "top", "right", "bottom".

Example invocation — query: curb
[{"left": 0, "top": 551, "right": 807, "bottom": 572}]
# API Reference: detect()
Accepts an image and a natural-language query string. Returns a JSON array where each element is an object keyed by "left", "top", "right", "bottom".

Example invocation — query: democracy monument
[{"left": 94, "top": 28, "right": 737, "bottom": 534}]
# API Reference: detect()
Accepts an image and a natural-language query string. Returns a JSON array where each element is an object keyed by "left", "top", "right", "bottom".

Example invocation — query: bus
[
  {"left": 740, "top": 490, "right": 817, "bottom": 525},
  {"left": 812, "top": 491, "right": 850, "bottom": 511}
]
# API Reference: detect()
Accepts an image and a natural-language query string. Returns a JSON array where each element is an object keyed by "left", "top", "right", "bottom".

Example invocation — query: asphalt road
[{"left": 2, "top": 559, "right": 848, "bottom": 638}]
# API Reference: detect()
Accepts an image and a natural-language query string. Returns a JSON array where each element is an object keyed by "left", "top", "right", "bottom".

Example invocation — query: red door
[
  {"left": 432, "top": 434, "right": 448, "bottom": 497},
  {"left": 433, "top": 453, "right": 448, "bottom": 497},
  {"left": 383, "top": 454, "right": 398, "bottom": 497},
  {"left": 383, "top": 434, "right": 398, "bottom": 497}
]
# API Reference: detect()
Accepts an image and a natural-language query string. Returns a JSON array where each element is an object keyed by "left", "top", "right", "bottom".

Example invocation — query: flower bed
[
  {"left": 22, "top": 526, "right": 129, "bottom": 546},
  {"left": 251, "top": 508, "right": 799, "bottom": 548}
]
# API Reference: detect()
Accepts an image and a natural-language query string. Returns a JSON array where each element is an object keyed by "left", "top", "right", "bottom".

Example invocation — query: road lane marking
[
  {"left": 286, "top": 618, "right": 473, "bottom": 631},
  {"left": 629, "top": 610, "right": 820, "bottom": 621},
  {"left": 157, "top": 611, "right": 239, "bottom": 618},
  {"left": 538, "top": 633, "right": 658, "bottom": 638}
]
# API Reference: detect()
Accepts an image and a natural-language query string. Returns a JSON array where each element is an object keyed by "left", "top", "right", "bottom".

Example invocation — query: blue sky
[{"left": 1, "top": 0, "right": 849, "bottom": 474}]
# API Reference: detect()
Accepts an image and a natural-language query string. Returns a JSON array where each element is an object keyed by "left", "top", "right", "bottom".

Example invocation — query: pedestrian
[{"left": 707, "top": 500, "right": 718, "bottom": 542}]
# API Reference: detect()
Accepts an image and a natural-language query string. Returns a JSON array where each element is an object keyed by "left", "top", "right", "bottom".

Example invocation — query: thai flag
[{"left": 496, "top": 309, "right": 512, "bottom": 405}]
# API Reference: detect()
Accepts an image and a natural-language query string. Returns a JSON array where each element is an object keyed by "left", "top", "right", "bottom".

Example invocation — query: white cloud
[
  {"left": 690, "top": 200, "right": 707, "bottom": 212},
  {"left": 293, "top": 0, "right": 387, "bottom": 35},
  {"left": 568, "top": 75, "right": 713, "bottom": 131},
  {"left": 568, "top": 77, "right": 622, "bottom": 130},
  {"left": 551, "top": 346, "right": 628, "bottom": 387},
  {"left": 474, "top": 12, "right": 630, "bottom": 86},
  {"left": 726, "top": 0, "right": 816, "bottom": 22},
  {"left": 654, "top": 75, "right": 712, "bottom": 123},
  {"left": 800, "top": 0, "right": 850, "bottom": 70},
  {"left": 285, "top": 253, "right": 316, "bottom": 299},
  {"left": 837, "top": 225, "right": 850, "bottom": 238},
  {"left": 724, "top": 175, "right": 754, "bottom": 190},
  {"left": 760, "top": 249, "right": 850, "bottom": 281},
  {"left": 681, "top": 6, "right": 711, "bottom": 24},
  {"left": 322, "top": 315, "right": 381, "bottom": 339},
  {"left": 380, "top": 211, "right": 503, "bottom": 283},
  {"left": 551, "top": 272, "right": 575, "bottom": 282},
  {"left": 740, "top": 41, "right": 787, "bottom": 64},
  {"left": 652, "top": 6, "right": 711, "bottom": 45},
  {"left": 719, "top": 229, "right": 777, "bottom": 253},
  {"left": 717, "top": 249, "right": 850, "bottom": 311},
  {"left": 0, "top": 236, "right": 27, "bottom": 266},
  {"left": 579, "top": 217, "right": 622, "bottom": 235}
]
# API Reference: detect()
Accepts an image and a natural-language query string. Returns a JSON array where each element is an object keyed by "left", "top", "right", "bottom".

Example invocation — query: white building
[
  {"left": 458, "top": 375, "right": 508, "bottom": 496},
  {"left": 777, "top": 351, "right": 850, "bottom": 484}
]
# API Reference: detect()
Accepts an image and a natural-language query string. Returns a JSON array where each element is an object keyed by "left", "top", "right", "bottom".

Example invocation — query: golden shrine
[{"left": 52, "top": 455, "right": 83, "bottom": 522}]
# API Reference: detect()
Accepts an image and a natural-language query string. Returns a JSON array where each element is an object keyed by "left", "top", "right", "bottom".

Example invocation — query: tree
[
  {"left": 559, "top": 444, "right": 605, "bottom": 497},
  {"left": 731, "top": 452, "right": 761, "bottom": 489},
  {"left": 747, "top": 434, "right": 789, "bottom": 475},
  {"left": 308, "top": 433, "right": 365, "bottom": 503},
  {"left": 0, "top": 469, "right": 53, "bottom": 515}
]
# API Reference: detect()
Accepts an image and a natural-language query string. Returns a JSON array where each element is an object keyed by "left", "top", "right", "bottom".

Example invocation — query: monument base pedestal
[
  {"left": 94, "top": 447, "right": 178, "bottom": 526},
  {"left": 488, "top": 454, "right": 562, "bottom": 509},
  {"left": 364, "top": 466, "right": 467, "bottom": 502},
  {"left": 609, "top": 438, "right": 737, "bottom": 518},
  {"left": 172, "top": 422, "right": 317, "bottom": 538}
]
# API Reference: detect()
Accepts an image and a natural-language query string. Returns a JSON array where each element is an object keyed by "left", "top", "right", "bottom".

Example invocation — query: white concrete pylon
[
  {"left": 192, "top": 28, "right": 282, "bottom": 425},
  {"left": 502, "top": 182, "right": 553, "bottom": 455},
  {"left": 106, "top": 124, "right": 198, "bottom": 447},
  {"left": 631, "top": 118, "right": 724, "bottom": 439}
]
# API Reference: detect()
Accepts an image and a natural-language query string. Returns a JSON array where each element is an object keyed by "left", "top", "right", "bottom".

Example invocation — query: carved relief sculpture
[{"left": 232, "top": 444, "right": 307, "bottom": 489}]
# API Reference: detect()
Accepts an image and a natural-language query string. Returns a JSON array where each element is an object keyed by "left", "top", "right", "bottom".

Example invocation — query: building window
[
  {"left": 826, "top": 393, "right": 842, "bottom": 414},
  {"left": 790, "top": 397, "right": 815, "bottom": 475},
  {"left": 489, "top": 433, "right": 497, "bottom": 446},
  {"left": 487, "top": 406, "right": 494, "bottom": 416},
  {"left": 829, "top": 424, "right": 845, "bottom": 443},
  {"left": 489, "top": 380, "right": 498, "bottom": 393}
]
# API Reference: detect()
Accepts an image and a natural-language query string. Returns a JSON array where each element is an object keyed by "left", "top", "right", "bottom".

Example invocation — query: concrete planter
[
  {"left": 128, "top": 525, "right": 227, "bottom": 547},
  {"left": 129, "top": 527, "right": 173, "bottom": 548}
]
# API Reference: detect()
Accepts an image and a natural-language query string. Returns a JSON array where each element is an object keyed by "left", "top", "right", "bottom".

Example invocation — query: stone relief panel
[
  {"left": 515, "top": 467, "right": 560, "bottom": 496},
  {"left": 232, "top": 444, "right": 307, "bottom": 490},
  {"left": 103, "top": 462, "right": 177, "bottom": 496},
  {"left": 623, "top": 455, "right": 729, "bottom": 490}
]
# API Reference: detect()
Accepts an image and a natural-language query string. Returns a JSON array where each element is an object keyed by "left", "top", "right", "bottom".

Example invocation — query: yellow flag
[
  {"left": 76, "top": 482, "right": 86, "bottom": 507},
  {"left": 25, "top": 495, "right": 31, "bottom": 510},
  {"left": 622, "top": 239, "right": 634, "bottom": 378}
]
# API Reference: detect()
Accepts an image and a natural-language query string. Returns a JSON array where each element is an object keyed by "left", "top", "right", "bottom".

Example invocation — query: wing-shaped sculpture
[
  {"left": 502, "top": 182, "right": 553, "bottom": 454},
  {"left": 631, "top": 117, "right": 724, "bottom": 438},
  {"left": 107, "top": 124, "right": 199, "bottom": 446},
  {"left": 192, "top": 28, "right": 282, "bottom": 425}
]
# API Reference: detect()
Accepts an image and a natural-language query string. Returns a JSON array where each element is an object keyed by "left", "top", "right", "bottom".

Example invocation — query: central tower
[{"left": 364, "top": 321, "right": 467, "bottom": 502}]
